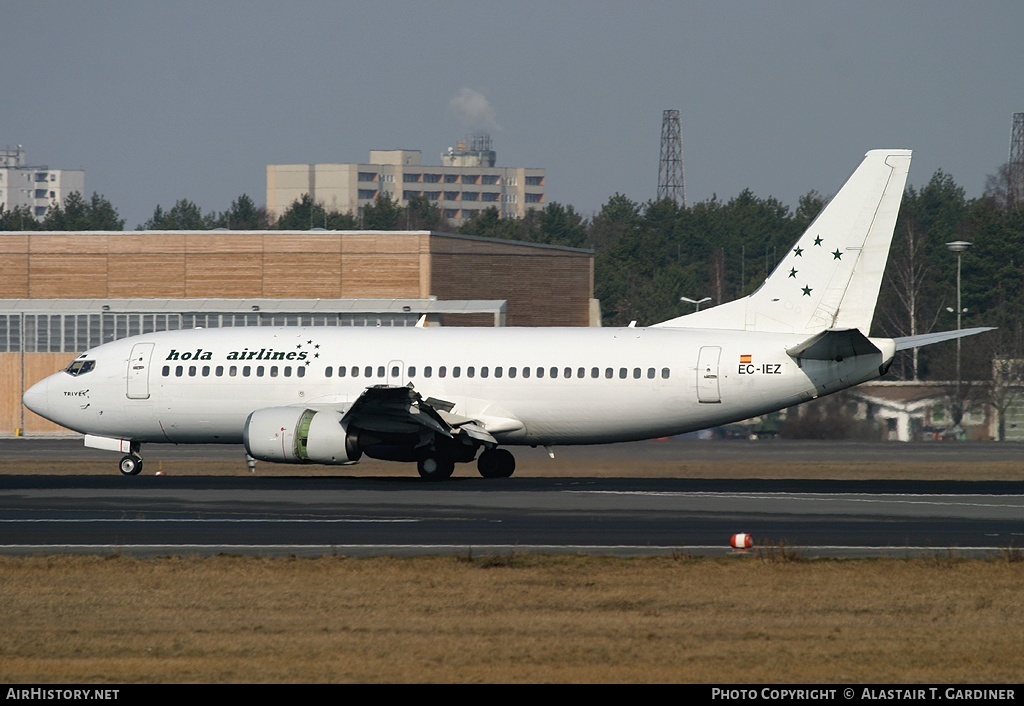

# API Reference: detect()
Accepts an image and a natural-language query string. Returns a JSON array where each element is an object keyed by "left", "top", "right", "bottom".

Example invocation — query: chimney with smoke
[{"left": 444, "top": 88, "right": 499, "bottom": 167}]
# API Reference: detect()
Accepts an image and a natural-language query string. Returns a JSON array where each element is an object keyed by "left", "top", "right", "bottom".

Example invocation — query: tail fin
[{"left": 655, "top": 149, "right": 912, "bottom": 334}]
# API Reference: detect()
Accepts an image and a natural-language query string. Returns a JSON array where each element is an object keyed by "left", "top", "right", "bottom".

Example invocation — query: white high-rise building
[
  {"left": 0, "top": 146, "right": 85, "bottom": 220},
  {"left": 267, "top": 136, "right": 545, "bottom": 226}
]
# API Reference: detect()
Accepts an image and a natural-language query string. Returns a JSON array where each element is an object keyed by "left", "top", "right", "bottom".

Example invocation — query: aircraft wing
[
  {"left": 341, "top": 385, "right": 453, "bottom": 436},
  {"left": 339, "top": 385, "right": 499, "bottom": 445}
]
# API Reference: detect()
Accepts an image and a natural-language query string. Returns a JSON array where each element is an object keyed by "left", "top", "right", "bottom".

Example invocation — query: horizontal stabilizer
[
  {"left": 787, "top": 328, "right": 881, "bottom": 361},
  {"left": 894, "top": 327, "right": 995, "bottom": 351}
]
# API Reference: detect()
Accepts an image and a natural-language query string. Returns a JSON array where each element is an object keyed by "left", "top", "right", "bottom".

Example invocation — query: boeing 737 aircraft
[{"left": 22, "top": 150, "right": 991, "bottom": 479}]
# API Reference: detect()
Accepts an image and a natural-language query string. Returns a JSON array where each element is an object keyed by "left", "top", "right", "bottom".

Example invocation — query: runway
[{"left": 2, "top": 472, "right": 1022, "bottom": 558}]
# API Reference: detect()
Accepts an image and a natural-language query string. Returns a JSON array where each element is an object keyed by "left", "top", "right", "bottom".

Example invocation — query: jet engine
[{"left": 243, "top": 407, "right": 362, "bottom": 464}]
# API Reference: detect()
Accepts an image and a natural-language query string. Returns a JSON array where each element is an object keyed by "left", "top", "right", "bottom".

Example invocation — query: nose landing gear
[{"left": 119, "top": 454, "right": 143, "bottom": 476}]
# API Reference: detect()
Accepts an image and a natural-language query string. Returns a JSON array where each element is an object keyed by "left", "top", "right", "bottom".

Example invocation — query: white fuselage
[{"left": 25, "top": 325, "right": 892, "bottom": 447}]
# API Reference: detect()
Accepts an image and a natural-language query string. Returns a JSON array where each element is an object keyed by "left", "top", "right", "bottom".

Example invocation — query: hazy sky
[{"left": 4, "top": 1, "right": 1022, "bottom": 229}]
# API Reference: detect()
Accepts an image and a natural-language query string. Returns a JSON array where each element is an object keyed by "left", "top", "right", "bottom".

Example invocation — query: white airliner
[{"left": 22, "top": 150, "right": 991, "bottom": 479}]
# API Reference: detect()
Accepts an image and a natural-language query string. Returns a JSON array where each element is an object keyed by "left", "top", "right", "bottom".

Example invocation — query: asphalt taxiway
[{"left": 2, "top": 438, "right": 1021, "bottom": 558}]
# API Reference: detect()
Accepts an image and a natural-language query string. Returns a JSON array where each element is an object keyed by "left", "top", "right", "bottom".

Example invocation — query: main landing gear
[
  {"left": 415, "top": 448, "right": 517, "bottom": 480},
  {"left": 417, "top": 455, "right": 455, "bottom": 480},
  {"left": 476, "top": 448, "right": 515, "bottom": 479}
]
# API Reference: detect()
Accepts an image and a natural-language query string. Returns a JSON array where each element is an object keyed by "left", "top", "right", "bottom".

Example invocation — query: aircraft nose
[{"left": 22, "top": 377, "right": 51, "bottom": 418}]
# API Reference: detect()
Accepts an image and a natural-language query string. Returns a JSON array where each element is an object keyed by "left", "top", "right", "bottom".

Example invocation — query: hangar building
[{"left": 0, "top": 229, "right": 595, "bottom": 435}]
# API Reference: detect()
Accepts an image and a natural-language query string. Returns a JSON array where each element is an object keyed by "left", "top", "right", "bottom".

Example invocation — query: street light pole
[
  {"left": 945, "top": 241, "right": 972, "bottom": 431},
  {"left": 680, "top": 296, "right": 712, "bottom": 312}
]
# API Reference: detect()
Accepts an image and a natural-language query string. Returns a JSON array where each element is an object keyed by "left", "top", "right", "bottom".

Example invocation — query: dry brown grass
[
  {"left": 3, "top": 444, "right": 1022, "bottom": 682},
  {"left": 1, "top": 554, "right": 1022, "bottom": 683}
]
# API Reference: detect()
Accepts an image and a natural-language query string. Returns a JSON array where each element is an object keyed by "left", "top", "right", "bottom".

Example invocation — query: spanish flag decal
[{"left": 739, "top": 354, "right": 752, "bottom": 364}]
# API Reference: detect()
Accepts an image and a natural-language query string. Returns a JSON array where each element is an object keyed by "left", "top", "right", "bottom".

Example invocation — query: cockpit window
[{"left": 65, "top": 359, "right": 96, "bottom": 376}]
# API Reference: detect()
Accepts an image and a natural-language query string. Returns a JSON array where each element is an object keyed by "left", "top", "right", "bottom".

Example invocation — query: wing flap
[
  {"left": 341, "top": 385, "right": 452, "bottom": 436},
  {"left": 340, "top": 385, "right": 515, "bottom": 447},
  {"left": 457, "top": 422, "right": 498, "bottom": 445}
]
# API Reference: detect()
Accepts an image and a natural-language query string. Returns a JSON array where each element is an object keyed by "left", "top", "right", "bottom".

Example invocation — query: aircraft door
[
  {"left": 696, "top": 346, "right": 722, "bottom": 404},
  {"left": 127, "top": 342, "right": 155, "bottom": 400},
  {"left": 387, "top": 360, "right": 405, "bottom": 387}
]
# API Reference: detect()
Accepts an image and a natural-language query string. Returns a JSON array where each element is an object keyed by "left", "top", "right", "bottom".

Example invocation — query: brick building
[{"left": 0, "top": 229, "right": 594, "bottom": 435}]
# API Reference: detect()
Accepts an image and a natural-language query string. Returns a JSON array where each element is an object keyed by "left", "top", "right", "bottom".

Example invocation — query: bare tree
[
  {"left": 990, "top": 356, "right": 1024, "bottom": 441},
  {"left": 880, "top": 219, "right": 944, "bottom": 379},
  {"left": 985, "top": 325, "right": 1024, "bottom": 441}
]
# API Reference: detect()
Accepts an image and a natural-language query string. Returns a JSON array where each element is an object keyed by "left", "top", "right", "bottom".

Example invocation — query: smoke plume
[{"left": 449, "top": 87, "right": 501, "bottom": 133}]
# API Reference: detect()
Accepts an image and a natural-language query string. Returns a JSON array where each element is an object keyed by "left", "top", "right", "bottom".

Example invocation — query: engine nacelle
[{"left": 243, "top": 407, "right": 362, "bottom": 465}]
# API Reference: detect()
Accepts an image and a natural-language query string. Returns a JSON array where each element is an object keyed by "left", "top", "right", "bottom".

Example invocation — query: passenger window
[
  {"left": 338, "top": 367, "right": 347, "bottom": 378},
  {"left": 175, "top": 365, "right": 183, "bottom": 377},
  {"left": 453, "top": 366, "right": 461, "bottom": 378},
  {"left": 391, "top": 366, "right": 399, "bottom": 377},
  {"left": 229, "top": 366, "right": 237, "bottom": 377},
  {"left": 633, "top": 368, "right": 641, "bottom": 379},
  {"left": 408, "top": 366, "right": 416, "bottom": 377},
  {"left": 619, "top": 368, "right": 627, "bottom": 379},
  {"left": 364, "top": 366, "right": 372, "bottom": 377},
  {"left": 284, "top": 367, "right": 292, "bottom": 377},
  {"left": 352, "top": 367, "right": 359, "bottom": 378},
  {"left": 550, "top": 367, "right": 559, "bottom": 378},
  {"left": 661, "top": 368, "right": 670, "bottom": 379},
  {"left": 605, "top": 368, "right": 613, "bottom": 379},
  {"left": 189, "top": 365, "right": 197, "bottom": 377},
  {"left": 494, "top": 366, "right": 502, "bottom": 378},
  {"left": 377, "top": 366, "right": 385, "bottom": 377},
  {"left": 325, "top": 367, "right": 333, "bottom": 378},
  {"left": 216, "top": 366, "right": 224, "bottom": 376},
  {"left": 522, "top": 367, "right": 530, "bottom": 379},
  {"left": 256, "top": 366, "right": 265, "bottom": 377},
  {"left": 577, "top": 367, "right": 585, "bottom": 378},
  {"left": 439, "top": 366, "right": 447, "bottom": 378},
  {"left": 536, "top": 367, "right": 544, "bottom": 378},
  {"left": 297, "top": 367, "right": 306, "bottom": 378},
  {"left": 202, "top": 366, "right": 211, "bottom": 377},
  {"left": 508, "top": 367, "right": 516, "bottom": 379},
  {"left": 162, "top": 365, "right": 170, "bottom": 377},
  {"left": 565, "top": 367, "right": 573, "bottom": 378},
  {"left": 467, "top": 366, "right": 475, "bottom": 378},
  {"left": 243, "top": 366, "right": 251, "bottom": 377},
  {"left": 271, "top": 366, "right": 279, "bottom": 377},
  {"left": 424, "top": 366, "right": 432, "bottom": 378},
  {"left": 591, "top": 367, "right": 599, "bottom": 378},
  {"left": 647, "top": 368, "right": 655, "bottom": 379},
  {"left": 480, "top": 366, "right": 488, "bottom": 378}
]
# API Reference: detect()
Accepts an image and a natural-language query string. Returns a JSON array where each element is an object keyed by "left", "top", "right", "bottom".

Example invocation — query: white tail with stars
[{"left": 655, "top": 150, "right": 913, "bottom": 335}]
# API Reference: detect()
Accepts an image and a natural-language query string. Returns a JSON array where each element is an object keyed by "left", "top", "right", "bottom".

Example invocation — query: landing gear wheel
[
  {"left": 477, "top": 448, "right": 515, "bottom": 478},
  {"left": 417, "top": 455, "right": 455, "bottom": 480},
  {"left": 119, "top": 454, "right": 143, "bottom": 476}
]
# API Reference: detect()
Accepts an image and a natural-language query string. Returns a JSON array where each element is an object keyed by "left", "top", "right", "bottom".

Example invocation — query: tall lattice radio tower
[
  {"left": 658, "top": 109, "right": 686, "bottom": 206},
  {"left": 1009, "top": 112, "right": 1024, "bottom": 207}
]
